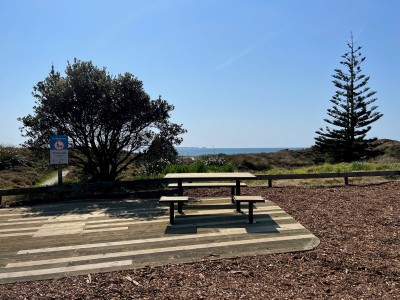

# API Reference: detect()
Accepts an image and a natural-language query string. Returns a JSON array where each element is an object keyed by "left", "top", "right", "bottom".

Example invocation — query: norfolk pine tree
[{"left": 315, "top": 34, "right": 383, "bottom": 162}]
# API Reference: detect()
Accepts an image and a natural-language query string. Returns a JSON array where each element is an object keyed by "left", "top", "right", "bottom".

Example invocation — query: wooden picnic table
[
  {"left": 161, "top": 172, "right": 259, "bottom": 225},
  {"left": 164, "top": 172, "right": 256, "bottom": 196}
]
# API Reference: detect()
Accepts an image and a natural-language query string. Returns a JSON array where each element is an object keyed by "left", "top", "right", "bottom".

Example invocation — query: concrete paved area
[{"left": 0, "top": 197, "right": 319, "bottom": 284}]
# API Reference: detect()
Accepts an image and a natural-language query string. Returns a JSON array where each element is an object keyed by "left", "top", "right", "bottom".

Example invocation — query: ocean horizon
[{"left": 177, "top": 147, "right": 304, "bottom": 157}]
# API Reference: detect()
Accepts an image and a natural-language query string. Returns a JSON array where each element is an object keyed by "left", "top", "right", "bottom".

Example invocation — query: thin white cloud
[
  {"left": 215, "top": 21, "right": 295, "bottom": 71},
  {"left": 215, "top": 41, "right": 262, "bottom": 71}
]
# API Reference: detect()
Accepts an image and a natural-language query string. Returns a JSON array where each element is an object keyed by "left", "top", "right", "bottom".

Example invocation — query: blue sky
[{"left": 1, "top": 0, "right": 399, "bottom": 148}]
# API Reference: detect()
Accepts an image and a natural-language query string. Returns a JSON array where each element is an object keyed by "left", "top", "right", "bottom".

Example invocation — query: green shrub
[
  {"left": 164, "top": 160, "right": 235, "bottom": 174},
  {"left": 0, "top": 146, "right": 29, "bottom": 170}
]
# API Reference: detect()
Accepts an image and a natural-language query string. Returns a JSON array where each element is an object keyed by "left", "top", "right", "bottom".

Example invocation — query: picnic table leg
[
  {"left": 248, "top": 201, "right": 255, "bottom": 224},
  {"left": 236, "top": 180, "right": 241, "bottom": 196},
  {"left": 177, "top": 201, "right": 184, "bottom": 214},
  {"left": 236, "top": 201, "right": 241, "bottom": 212},
  {"left": 169, "top": 202, "right": 175, "bottom": 224},
  {"left": 178, "top": 180, "right": 183, "bottom": 196},
  {"left": 231, "top": 187, "right": 235, "bottom": 203}
]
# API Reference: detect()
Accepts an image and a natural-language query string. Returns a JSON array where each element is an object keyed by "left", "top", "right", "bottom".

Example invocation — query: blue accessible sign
[{"left": 50, "top": 135, "right": 69, "bottom": 165}]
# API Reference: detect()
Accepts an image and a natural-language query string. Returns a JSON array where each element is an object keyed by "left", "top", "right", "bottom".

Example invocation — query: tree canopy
[
  {"left": 19, "top": 59, "right": 186, "bottom": 181},
  {"left": 142, "top": 135, "right": 179, "bottom": 175},
  {"left": 314, "top": 34, "right": 383, "bottom": 162}
]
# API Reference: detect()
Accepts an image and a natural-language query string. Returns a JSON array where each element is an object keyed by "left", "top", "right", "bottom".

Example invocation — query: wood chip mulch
[{"left": 1, "top": 182, "right": 399, "bottom": 299}]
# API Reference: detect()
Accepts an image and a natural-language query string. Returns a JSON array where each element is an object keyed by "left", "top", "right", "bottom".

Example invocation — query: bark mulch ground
[{"left": 1, "top": 182, "right": 399, "bottom": 299}]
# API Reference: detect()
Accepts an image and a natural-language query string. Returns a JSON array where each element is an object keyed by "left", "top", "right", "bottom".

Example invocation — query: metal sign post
[
  {"left": 58, "top": 164, "right": 63, "bottom": 186},
  {"left": 50, "top": 136, "right": 69, "bottom": 189}
]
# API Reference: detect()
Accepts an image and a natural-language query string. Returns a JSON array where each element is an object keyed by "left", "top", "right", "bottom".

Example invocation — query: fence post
[
  {"left": 268, "top": 179, "right": 272, "bottom": 188},
  {"left": 344, "top": 177, "right": 349, "bottom": 186}
]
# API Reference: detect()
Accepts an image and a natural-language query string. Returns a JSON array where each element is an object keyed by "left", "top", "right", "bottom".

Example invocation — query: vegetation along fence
[
  {"left": 1, "top": 171, "right": 399, "bottom": 205},
  {"left": 257, "top": 170, "right": 400, "bottom": 187}
]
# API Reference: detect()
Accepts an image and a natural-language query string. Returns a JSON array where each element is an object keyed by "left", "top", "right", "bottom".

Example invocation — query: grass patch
[
  {"left": 0, "top": 145, "right": 51, "bottom": 188},
  {"left": 33, "top": 171, "right": 58, "bottom": 187}
]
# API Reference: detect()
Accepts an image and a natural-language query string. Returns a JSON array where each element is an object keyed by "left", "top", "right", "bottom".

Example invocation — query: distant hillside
[
  {"left": 0, "top": 146, "right": 50, "bottom": 188},
  {"left": 225, "top": 148, "right": 316, "bottom": 171},
  {"left": 371, "top": 139, "right": 400, "bottom": 162},
  {"left": 225, "top": 139, "right": 400, "bottom": 171}
]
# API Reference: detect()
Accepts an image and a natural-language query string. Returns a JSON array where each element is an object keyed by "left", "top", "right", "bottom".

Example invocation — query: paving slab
[{"left": 0, "top": 197, "right": 319, "bottom": 284}]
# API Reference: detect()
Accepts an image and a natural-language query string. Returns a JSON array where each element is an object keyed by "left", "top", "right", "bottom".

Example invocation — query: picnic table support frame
[
  {"left": 248, "top": 202, "right": 255, "bottom": 224},
  {"left": 169, "top": 202, "right": 175, "bottom": 224},
  {"left": 235, "top": 200, "right": 257, "bottom": 224},
  {"left": 178, "top": 180, "right": 183, "bottom": 196},
  {"left": 168, "top": 182, "right": 248, "bottom": 204},
  {"left": 235, "top": 180, "right": 241, "bottom": 197},
  {"left": 159, "top": 196, "right": 189, "bottom": 225},
  {"left": 233, "top": 195, "right": 265, "bottom": 224}
]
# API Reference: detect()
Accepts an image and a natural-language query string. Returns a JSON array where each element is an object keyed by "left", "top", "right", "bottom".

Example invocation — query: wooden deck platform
[{"left": 0, "top": 197, "right": 319, "bottom": 284}]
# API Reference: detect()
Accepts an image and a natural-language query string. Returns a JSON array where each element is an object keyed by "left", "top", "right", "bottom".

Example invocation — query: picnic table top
[{"left": 164, "top": 172, "right": 256, "bottom": 180}]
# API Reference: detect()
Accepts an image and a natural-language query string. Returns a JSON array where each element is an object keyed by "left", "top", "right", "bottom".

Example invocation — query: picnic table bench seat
[
  {"left": 233, "top": 195, "right": 265, "bottom": 224},
  {"left": 159, "top": 196, "right": 189, "bottom": 224}
]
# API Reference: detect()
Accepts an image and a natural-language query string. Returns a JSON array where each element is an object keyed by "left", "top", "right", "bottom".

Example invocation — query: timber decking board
[{"left": 0, "top": 197, "right": 319, "bottom": 284}]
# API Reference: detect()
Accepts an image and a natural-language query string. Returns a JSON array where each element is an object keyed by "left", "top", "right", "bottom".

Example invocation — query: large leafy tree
[
  {"left": 142, "top": 135, "right": 179, "bottom": 175},
  {"left": 19, "top": 59, "right": 186, "bottom": 181},
  {"left": 314, "top": 34, "right": 383, "bottom": 162}
]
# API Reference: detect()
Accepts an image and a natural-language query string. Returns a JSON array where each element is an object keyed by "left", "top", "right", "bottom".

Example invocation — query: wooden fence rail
[
  {"left": 1, "top": 171, "right": 399, "bottom": 204},
  {"left": 0, "top": 179, "right": 166, "bottom": 205},
  {"left": 257, "top": 170, "right": 400, "bottom": 187}
]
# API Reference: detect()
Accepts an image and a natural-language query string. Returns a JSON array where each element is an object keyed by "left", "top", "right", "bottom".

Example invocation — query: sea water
[{"left": 177, "top": 147, "right": 303, "bottom": 157}]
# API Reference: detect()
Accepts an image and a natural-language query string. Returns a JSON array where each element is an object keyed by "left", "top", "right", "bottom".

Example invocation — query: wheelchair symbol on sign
[{"left": 54, "top": 140, "right": 65, "bottom": 150}]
